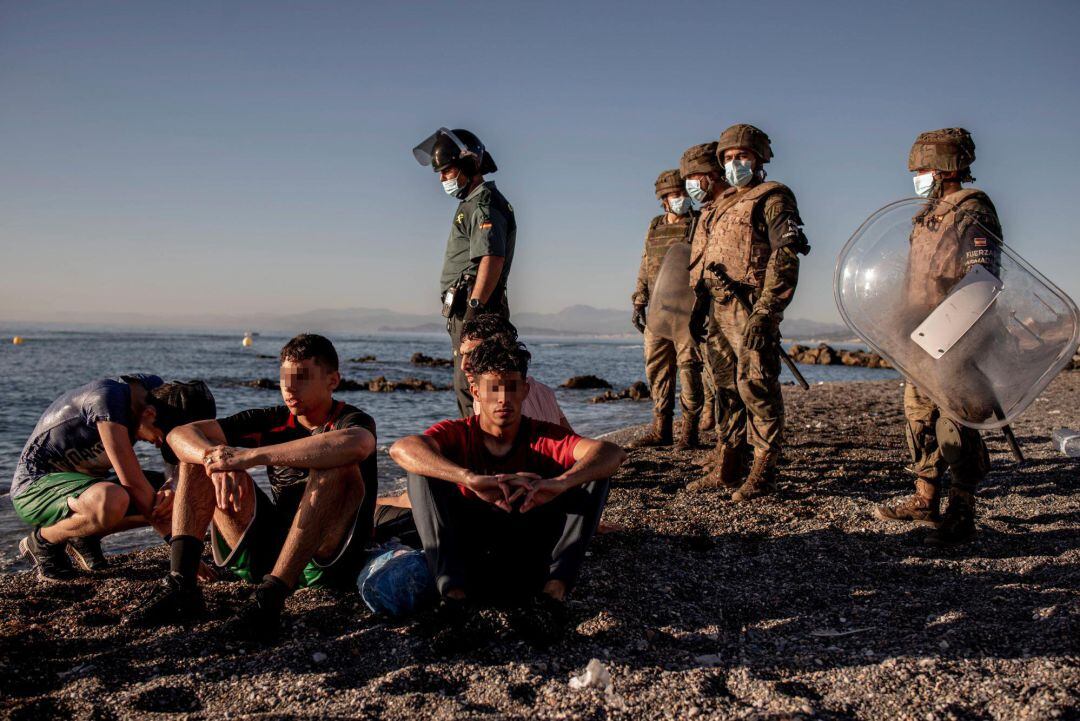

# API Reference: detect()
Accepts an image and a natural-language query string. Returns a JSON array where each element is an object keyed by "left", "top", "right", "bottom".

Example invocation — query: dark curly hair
[
  {"left": 461, "top": 313, "right": 518, "bottom": 343},
  {"left": 468, "top": 335, "right": 530, "bottom": 379},
  {"left": 280, "top": 333, "right": 339, "bottom": 372}
]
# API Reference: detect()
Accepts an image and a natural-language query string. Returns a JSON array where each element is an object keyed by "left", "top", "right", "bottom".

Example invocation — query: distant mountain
[
  {"left": 4, "top": 304, "right": 851, "bottom": 339},
  {"left": 780, "top": 317, "right": 854, "bottom": 341}
]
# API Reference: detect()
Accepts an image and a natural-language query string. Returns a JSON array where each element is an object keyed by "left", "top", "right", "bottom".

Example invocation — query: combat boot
[
  {"left": 731, "top": 450, "right": 780, "bottom": 502},
  {"left": 874, "top": 479, "right": 941, "bottom": 525},
  {"left": 687, "top": 444, "right": 744, "bottom": 492},
  {"left": 700, "top": 401, "right": 716, "bottom": 432},
  {"left": 630, "top": 414, "right": 674, "bottom": 448},
  {"left": 925, "top": 488, "right": 976, "bottom": 546},
  {"left": 675, "top": 416, "right": 700, "bottom": 451}
]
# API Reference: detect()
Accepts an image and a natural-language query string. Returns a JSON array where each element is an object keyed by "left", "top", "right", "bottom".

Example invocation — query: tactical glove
[
  {"left": 632, "top": 305, "right": 647, "bottom": 334},
  {"left": 689, "top": 295, "right": 710, "bottom": 344},
  {"left": 743, "top": 311, "right": 778, "bottom": 351}
]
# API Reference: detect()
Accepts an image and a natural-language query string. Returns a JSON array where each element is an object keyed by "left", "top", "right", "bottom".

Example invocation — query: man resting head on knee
[
  {"left": 13, "top": 375, "right": 215, "bottom": 581},
  {"left": 390, "top": 335, "right": 625, "bottom": 609},
  {"left": 126, "top": 334, "right": 377, "bottom": 638}
]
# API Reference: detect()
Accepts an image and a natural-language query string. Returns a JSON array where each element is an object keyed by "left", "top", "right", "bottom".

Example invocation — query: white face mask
[
  {"left": 442, "top": 177, "right": 462, "bottom": 196},
  {"left": 667, "top": 196, "right": 690, "bottom": 216},
  {"left": 685, "top": 178, "right": 709, "bottom": 203},
  {"left": 724, "top": 158, "right": 754, "bottom": 188},
  {"left": 913, "top": 172, "right": 935, "bottom": 198}
]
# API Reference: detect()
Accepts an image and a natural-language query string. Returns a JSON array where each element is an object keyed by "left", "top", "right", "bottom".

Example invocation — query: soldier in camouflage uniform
[
  {"left": 875, "top": 128, "right": 999, "bottom": 545},
  {"left": 680, "top": 142, "right": 730, "bottom": 435},
  {"left": 686, "top": 125, "right": 810, "bottom": 501},
  {"left": 630, "top": 169, "right": 704, "bottom": 450}
]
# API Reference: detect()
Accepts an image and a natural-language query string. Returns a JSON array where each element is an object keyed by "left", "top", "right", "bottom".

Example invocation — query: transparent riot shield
[
  {"left": 646, "top": 242, "right": 695, "bottom": 345},
  {"left": 834, "top": 197, "right": 1079, "bottom": 429}
]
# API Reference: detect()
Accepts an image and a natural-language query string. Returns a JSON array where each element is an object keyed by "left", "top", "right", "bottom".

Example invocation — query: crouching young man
[
  {"left": 128, "top": 334, "right": 377, "bottom": 636},
  {"left": 389, "top": 336, "right": 625, "bottom": 610},
  {"left": 13, "top": 375, "right": 215, "bottom": 581}
]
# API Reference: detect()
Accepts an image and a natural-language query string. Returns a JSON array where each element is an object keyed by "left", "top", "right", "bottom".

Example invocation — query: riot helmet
[{"left": 413, "top": 127, "right": 498, "bottom": 175}]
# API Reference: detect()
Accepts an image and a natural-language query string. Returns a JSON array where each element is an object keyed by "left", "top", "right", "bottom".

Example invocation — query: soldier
[
  {"left": 413, "top": 128, "right": 516, "bottom": 417},
  {"left": 686, "top": 125, "right": 810, "bottom": 501},
  {"left": 874, "top": 128, "right": 999, "bottom": 545},
  {"left": 630, "top": 169, "right": 705, "bottom": 450},
  {"left": 680, "top": 143, "right": 728, "bottom": 434}
]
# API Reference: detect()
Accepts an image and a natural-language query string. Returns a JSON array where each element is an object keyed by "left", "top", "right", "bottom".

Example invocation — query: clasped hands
[
  {"left": 201, "top": 445, "right": 263, "bottom": 512},
  {"left": 464, "top": 472, "right": 568, "bottom": 513}
]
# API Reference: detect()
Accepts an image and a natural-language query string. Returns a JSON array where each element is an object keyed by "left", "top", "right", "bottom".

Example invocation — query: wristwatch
[{"left": 468, "top": 298, "right": 482, "bottom": 310}]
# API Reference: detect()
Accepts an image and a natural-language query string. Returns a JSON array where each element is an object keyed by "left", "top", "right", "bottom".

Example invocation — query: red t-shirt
[{"left": 424, "top": 415, "right": 582, "bottom": 498}]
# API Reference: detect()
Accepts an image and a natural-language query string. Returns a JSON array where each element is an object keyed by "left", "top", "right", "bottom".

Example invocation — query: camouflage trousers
[
  {"left": 706, "top": 297, "right": 784, "bottom": 453},
  {"left": 700, "top": 340, "right": 715, "bottom": 417},
  {"left": 903, "top": 383, "right": 989, "bottom": 492},
  {"left": 642, "top": 327, "right": 703, "bottom": 421}
]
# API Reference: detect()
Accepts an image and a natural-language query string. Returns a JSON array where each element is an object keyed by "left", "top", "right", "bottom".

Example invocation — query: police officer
[
  {"left": 875, "top": 128, "right": 998, "bottom": 545},
  {"left": 685, "top": 125, "right": 810, "bottom": 501},
  {"left": 413, "top": 128, "right": 516, "bottom": 417},
  {"left": 630, "top": 169, "right": 704, "bottom": 450}
]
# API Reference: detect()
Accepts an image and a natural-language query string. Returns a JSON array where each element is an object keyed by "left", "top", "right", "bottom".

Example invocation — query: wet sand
[{"left": 1, "top": 375, "right": 1077, "bottom": 720}]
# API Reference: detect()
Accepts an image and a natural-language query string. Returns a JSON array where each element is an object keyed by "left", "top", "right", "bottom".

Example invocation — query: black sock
[
  {"left": 256, "top": 574, "right": 292, "bottom": 608},
  {"left": 34, "top": 528, "right": 61, "bottom": 549},
  {"left": 169, "top": 535, "right": 204, "bottom": 588}
]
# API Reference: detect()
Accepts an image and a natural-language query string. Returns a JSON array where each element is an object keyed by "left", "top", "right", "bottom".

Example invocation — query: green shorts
[
  {"left": 210, "top": 483, "right": 371, "bottom": 590},
  {"left": 12, "top": 471, "right": 168, "bottom": 529}
]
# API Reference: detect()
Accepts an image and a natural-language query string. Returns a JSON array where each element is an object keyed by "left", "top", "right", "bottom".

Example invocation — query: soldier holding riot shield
[{"left": 874, "top": 129, "right": 1001, "bottom": 545}]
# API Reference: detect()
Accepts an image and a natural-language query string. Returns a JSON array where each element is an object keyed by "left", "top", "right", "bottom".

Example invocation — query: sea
[{"left": 0, "top": 329, "right": 896, "bottom": 571}]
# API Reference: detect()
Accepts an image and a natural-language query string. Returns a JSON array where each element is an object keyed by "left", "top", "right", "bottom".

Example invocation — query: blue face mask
[
  {"left": 685, "top": 178, "right": 709, "bottom": 203},
  {"left": 667, "top": 196, "right": 690, "bottom": 216},
  {"left": 724, "top": 159, "right": 754, "bottom": 188}
]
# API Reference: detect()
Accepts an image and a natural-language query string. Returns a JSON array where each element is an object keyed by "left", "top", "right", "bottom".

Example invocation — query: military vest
[
  {"left": 699, "top": 181, "right": 788, "bottom": 288},
  {"left": 643, "top": 214, "right": 695, "bottom": 290},
  {"left": 907, "top": 188, "right": 995, "bottom": 309}
]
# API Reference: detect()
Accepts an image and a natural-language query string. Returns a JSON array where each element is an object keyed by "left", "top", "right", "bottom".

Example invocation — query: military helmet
[
  {"left": 679, "top": 142, "right": 721, "bottom": 177},
  {"left": 654, "top": 169, "right": 684, "bottom": 198},
  {"left": 413, "top": 128, "right": 498, "bottom": 175},
  {"left": 908, "top": 128, "right": 976, "bottom": 172},
  {"left": 716, "top": 124, "right": 773, "bottom": 164}
]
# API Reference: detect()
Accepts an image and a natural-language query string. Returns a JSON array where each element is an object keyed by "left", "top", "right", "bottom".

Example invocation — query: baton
[
  {"left": 991, "top": 405, "right": 1024, "bottom": 464},
  {"left": 705, "top": 262, "right": 810, "bottom": 390}
]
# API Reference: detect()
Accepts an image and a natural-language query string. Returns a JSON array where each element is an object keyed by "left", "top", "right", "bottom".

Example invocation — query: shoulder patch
[{"left": 455, "top": 212, "right": 465, "bottom": 225}]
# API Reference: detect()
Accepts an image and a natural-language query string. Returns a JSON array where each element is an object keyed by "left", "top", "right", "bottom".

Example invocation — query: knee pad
[{"left": 934, "top": 417, "right": 965, "bottom": 466}]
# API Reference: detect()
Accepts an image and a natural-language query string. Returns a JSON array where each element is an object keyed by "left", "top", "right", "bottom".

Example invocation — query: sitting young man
[
  {"left": 13, "top": 375, "right": 215, "bottom": 581},
  {"left": 389, "top": 336, "right": 625, "bottom": 609},
  {"left": 375, "top": 312, "right": 570, "bottom": 523},
  {"left": 129, "top": 334, "right": 377, "bottom": 634}
]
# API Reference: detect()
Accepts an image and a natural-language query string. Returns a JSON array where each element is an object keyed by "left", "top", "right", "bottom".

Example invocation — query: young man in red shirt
[
  {"left": 127, "top": 335, "right": 377, "bottom": 637},
  {"left": 389, "top": 337, "right": 625, "bottom": 608}
]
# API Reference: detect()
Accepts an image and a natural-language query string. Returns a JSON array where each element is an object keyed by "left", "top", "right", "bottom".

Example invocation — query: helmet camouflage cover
[
  {"left": 680, "top": 142, "right": 721, "bottom": 177},
  {"left": 654, "top": 168, "right": 683, "bottom": 198},
  {"left": 908, "top": 127, "right": 976, "bottom": 172},
  {"left": 716, "top": 124, "right": 773, "bottom": 164}
]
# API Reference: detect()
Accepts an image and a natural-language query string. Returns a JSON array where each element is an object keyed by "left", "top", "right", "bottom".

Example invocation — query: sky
[{"left": 2, "top": 0, "right": 1079, "bottom": 325}]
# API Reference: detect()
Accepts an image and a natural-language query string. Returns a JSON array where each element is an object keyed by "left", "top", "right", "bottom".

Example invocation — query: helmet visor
[{"left": 412, "top": 127, "right": 470, "bottom": 168}]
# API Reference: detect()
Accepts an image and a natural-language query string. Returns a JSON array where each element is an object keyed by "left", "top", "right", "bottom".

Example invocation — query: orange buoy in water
[{"left": 12, "top": 336, "right": 24, "bottom": 345}]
